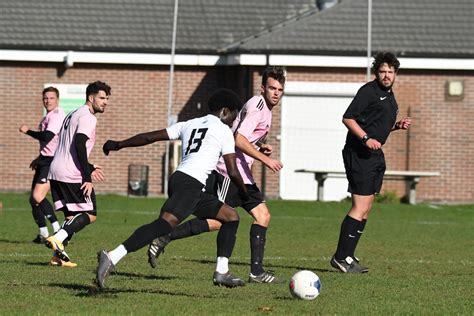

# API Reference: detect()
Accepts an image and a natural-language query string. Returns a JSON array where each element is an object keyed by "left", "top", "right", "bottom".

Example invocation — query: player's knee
[
  {"left": 29, "top": 193, "right": 43, "bottom": 205},
  {"left": 254, "top": 210, "right": 271, "bottom": 226},
  {"left": 160, "top": 212, "right": 180, "bottom": 228},
  {"left": 207, "top": 219, "right": 222, "bottom": 231},
  {"left": 88, "top": 214, "right": 97, "bottom": 223}
]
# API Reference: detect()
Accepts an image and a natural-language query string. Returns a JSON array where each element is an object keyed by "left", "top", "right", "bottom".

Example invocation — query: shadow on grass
[
  {"left": 0, "top": 238, "right": 29, "bottom": 244},
  {"left": 48, "top": 282, "right": 224, "bottom": 299},
  {"left": 113, "top": 271, "right": 177, "bottom": 281},
  {"left": 184, "top": 258, "right": 333, "bottom": 273}
]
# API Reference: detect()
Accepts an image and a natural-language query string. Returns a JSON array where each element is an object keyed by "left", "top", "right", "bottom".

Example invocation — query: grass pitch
[{"left": 0, "top": 193, "right": 472, "bottom": 315}]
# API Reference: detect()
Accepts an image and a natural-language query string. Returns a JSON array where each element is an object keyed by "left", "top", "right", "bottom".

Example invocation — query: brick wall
[{"left": 1, "top": 61, "right": 473, "bottom": 202}]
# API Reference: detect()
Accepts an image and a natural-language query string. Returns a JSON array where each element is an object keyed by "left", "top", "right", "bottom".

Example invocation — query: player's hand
[
  {"left": 103, "top": 140, "right": 119, "bottom": 156},
  {"left": 397, "top": 117, "right": 411, "bottom": 130},
  {"left": 365, "top": 138, "right": 382, "bottom": 150},
  {"left": 81, "top": 182, "right": 94, "bottom": 198},
  {"left": 91, "top": 165, "right": 105, "bottom": 182},
  {"left": 259, "top": 143, "right": 273, "bottom": 156},
  {"left": 29, "top": 157, "right": 40, "bottom": 170},
  {"left": 19, "top": 125, "right": 29, "bottom": 134},
  {"left": 264, "top": 157, "right": 283, "bottom": 172}
]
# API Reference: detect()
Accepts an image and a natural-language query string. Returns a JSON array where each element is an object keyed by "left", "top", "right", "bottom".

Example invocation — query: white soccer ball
[{"left": 289, "top": 270, "right": 321, "bottom": 300}]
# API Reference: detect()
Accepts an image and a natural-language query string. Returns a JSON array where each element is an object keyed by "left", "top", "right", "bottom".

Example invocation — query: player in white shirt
[
  {"left": 19, "top": 87, "right": 64, "bottom": 244},
  {"left": 96, "top": 89, "right": 249, "bottom": 289},
  {"left": 44, "top": 81, "right": 109, "bottom": 268}
]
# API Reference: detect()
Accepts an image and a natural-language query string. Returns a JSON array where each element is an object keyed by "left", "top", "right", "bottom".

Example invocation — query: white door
[{"left": 280, "top": 82, "right": 362, "bottom": 201}]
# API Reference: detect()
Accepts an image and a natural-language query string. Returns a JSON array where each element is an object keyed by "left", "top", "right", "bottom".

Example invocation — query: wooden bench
[{"left": 294, "top": 169, "right": 440, "bottom": 205}]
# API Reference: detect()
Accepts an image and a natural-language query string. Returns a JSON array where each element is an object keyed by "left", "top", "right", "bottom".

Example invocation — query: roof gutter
[{"left": 1, "top": 50, "right": 473, "bottom": 71}]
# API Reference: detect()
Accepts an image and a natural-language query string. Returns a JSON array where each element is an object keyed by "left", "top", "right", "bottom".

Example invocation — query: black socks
[{"left": 250, "top": 224, "right": 267, "bottom": 276}]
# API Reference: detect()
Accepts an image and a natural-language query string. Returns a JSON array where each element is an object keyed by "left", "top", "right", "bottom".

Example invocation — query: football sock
[
  {"left": 250, "top": 224, "right": 267, "bottom": 276},
  {"left": 215, "top": 256, "right": 229, "bottom": 274},
  {"left": 216, "top": 220, "right": 239, "bottom": 258},
  {"left": 31, "top": 201, "right": 47, "bottom": 228},
  {"left": 170, "top": 218, "right": 209, "bottom": 240},
  {"left": 39, "top": 199, "right": 58, "bottom": 224},
  {"left": 55, "top": 229, "right": 69, "bottom": 243},
  {"left": 52, "top": 221, "right": 61, "bottom": 233},
  {"left": 352, "top": 219, "right": 367, "bottom": 257},
  {"left": 39, "top": 226, "right": 49, "bottom": 238},
  {"left": 61, "top": 213, "right": 91, "bottom": 238},
  {"left": 109, "top": 244, "right": 127, "bottom": 266},
  {"left": 335, "top": 215, "right": 361, "bottom": 260},
  {"left": 122, "top": 218, "right": 172, "bottom": 253}
]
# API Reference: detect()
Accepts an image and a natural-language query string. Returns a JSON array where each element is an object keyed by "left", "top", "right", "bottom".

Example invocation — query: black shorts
[
  {"left": 161, "top": 171, "right": 223, "bottom": 222},
  {"left": 31, "top": 156, "right": 53, "bottom": 188},
  {"left": 343, "top": 146, "right": 386, "bottom": 195},
  {"left": 50, "top": 180, "right": 97, "bottom": 215},
  {"left": 201, "top": 170, "right": 264, "bottom": 213}
]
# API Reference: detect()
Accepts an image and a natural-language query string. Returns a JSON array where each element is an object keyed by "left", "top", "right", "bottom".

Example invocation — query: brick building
[{"left": 1, "top": 0, "right": 473, "bottom": 202}]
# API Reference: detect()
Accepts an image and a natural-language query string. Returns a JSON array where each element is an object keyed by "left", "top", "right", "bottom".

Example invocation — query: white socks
[
  {"left": 215, "top": 256, "right": 229, "bottom": 274},
  {"left": 108, "top": 245, "right": 128, "bottom": 266},
  {"left": 52, "top": 221, "right": 61, "bottom": 233},
  {"left": 39, "top": 227, "right": 49, "bottom": 238},
  {"left": 54, "top": 229, "right": 68, "bottom": 243}
]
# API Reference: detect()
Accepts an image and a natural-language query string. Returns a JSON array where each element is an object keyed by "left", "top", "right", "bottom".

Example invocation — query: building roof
[
  {"left": 231, "top": 0, "right": 474, "bottom": 58},
  {"left": 0, "top": 0, "right": 316, "bottom": 54},
  {"left": 0, "top": 0, "right": 472, "bottom": 58}
]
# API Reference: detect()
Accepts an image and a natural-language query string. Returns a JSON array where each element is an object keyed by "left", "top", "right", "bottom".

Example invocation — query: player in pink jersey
[
  {"left": 19, "top": 87, "right": 64, "bottom": 244},
  {"left": 147, "top": 66, "right": 286, "bottom": 284},
  {"left": 44, "top": 81, "right": 108, "bottom": 268}
]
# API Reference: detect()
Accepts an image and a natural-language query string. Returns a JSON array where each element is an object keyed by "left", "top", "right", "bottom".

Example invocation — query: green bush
[{"left": 375, "top": 190, "right": 401, "bottom": 204}]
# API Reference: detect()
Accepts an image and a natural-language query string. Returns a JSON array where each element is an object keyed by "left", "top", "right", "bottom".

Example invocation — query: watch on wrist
[{"left": 361, "top": 134, "right": 369, "bottom": 144}]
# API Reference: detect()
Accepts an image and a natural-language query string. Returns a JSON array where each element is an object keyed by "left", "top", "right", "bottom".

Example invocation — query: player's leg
[
  {"left": 32, "top": 181, "right": 60, "bottom": 232},
  {"left": 147, "top": 217, "right": 217, "bottom": 268},
  {"left": 247, "top": 202, "right": 281, "bottom": 283},
  {"left": 147, "top": 171, "right": 224, "bottom": 267},
  {"left": 330, "top": 147, "right": 382, "bottom": 273},
  {"left": 97, "top": 171, "right": 199, "bottom": 288},
  {"left": 45, "top": 181, "right": 97, "bottom": 263},
  {"left": 30, "top": 169, "right": 50, "bottom": 242},
  {"left": 97, "top": 212, "right": 178, "bottom": 288},
  {"left": 331, "top": 194, "right": 372, "bottom": 273}
]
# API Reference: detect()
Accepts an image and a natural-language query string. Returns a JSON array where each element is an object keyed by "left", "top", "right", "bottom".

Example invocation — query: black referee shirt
[{"left": 343, "top": 80, "right": 398, "bottom": 149}]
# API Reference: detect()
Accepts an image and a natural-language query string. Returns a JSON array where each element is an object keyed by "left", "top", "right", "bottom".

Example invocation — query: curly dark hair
[
  {"left": 208, "top": 88, "right": 242, "bottom": 112},
  {"left": 371, "top": 52, "right": 400, "bottom": 73}
]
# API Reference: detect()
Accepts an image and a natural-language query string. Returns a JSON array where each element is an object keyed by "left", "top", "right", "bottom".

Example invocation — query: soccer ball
[{"left": 289, "top": 270, "right": 321, "bottom": 300}]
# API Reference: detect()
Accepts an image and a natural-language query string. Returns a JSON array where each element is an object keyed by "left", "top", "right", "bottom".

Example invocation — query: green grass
[{"left": 0, "top": 193, "right": 473, "bottom": 315}]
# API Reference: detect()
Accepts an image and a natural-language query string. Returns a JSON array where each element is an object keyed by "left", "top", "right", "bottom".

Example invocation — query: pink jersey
[
  {"left": 48, "top": 105, "right": 97, "bottom": 183},
  {"left": 39, "top": 107, "right": 65, "bottom": 157},
  {"left": 216, "top": 95, "right": 272, "bottom": 184}
]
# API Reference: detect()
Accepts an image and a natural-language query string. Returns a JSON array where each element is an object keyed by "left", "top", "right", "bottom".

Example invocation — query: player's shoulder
[{"left": 245, "top": 95, "right": 266, "bottom": 112}]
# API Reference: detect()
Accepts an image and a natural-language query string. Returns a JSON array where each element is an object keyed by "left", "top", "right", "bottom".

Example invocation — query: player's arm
[
  {"left": 235, "top": 133, "right": 283, "bottom": 172},
  {"left": 75, "top": 133, "right": 93, "bottom": 183},
  {"left": 222, "top": 153, "right": 249, "bottom": 201},
  {"left": 103, "top": 129, "right": 170, "bottom": 155},
  {"left": 19, "top": 124, "right": 55, "bottom": 142},
  {"left": 342, "top": 118, "right": 381, "bottom": 150}
]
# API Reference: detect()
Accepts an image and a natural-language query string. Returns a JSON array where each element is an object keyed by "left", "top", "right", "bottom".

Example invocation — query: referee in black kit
[{"left": 330, "top": 52, "right": 412, "bottom": 273}]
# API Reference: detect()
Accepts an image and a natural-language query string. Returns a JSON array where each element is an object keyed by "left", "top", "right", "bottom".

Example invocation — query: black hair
[
  {"left": 208, "top": 88, "right": 243, "bottom": 112},
  {"left": 42, "top": 86, "right": 59, "bottom": 98},
  {"left": 86, "top": 81, "right": 111, "bottom": 99},
  {"left": 261, "top": 66, "right": 286, "bottom": 86},
  {"left": 372, "top": 52, "right": 400, "bottom": 73}
]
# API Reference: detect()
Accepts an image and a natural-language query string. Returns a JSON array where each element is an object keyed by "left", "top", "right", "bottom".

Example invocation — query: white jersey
[{"left": 166, "top": 114, "right": 235, "bottom": 185}]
